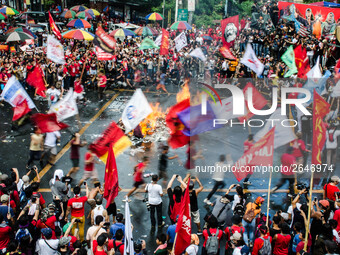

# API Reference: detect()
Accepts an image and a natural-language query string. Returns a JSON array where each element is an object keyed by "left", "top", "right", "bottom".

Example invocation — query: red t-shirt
[
  {"left": 203, "top": 228, "right": 223, "bottom": 247},
  {"left": 84, "top": 152, "right": 94, "bottom": 171},
  {"left": 67, "top": 196, "right": 88, "bottom": 217},
  {"left": 92, "top": 240, "right": 108, "bottom": 255},
  {"left": 69, "top": 65, "right": 77, "bottom": 77},
  {"left": 32, "top": 192, "right": 46, "bottom": 206},
  {"left": 273, "top": 234, "right": 291, "bottom": 255},
  {"left": 324, "top": 183, "right": 340, "bottom": 201},
  {"left": 37, "top": 215, "right": 57, "bottom": 239},
  {"left": 291, "top": 139, "right": 306, "bottom": 158},
  {"left": 280, "top": 153, "right": 296, "bottom": 176},
  {"left": 244, "top": 140, "right": 254, "bottom": 152},
  {"left": 334, "top": 209, "right": 340, "bottom": 232},
  {"left": 108, "top": 240, "right": 124, "bottom": 254},
  {"left": 99, "top": 75, "right": 107, "bottom": 88},
  {"left": 0, "top": 226, "right": 11, "bottom": 249},
  {"left": 224, "top": 226, "right": 245, "bottom": 249},
  {"left": 252, "top": 236, "right": 272, "bottom": 255}
]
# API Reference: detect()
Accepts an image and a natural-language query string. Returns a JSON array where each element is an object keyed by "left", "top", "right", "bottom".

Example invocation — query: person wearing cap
[
  {"left": 310, "top": 199, "right": 331, "bottom": 243},
  {"left": 0, "top": 194, "right": 14, "bottom": 219},
  {"left": 229, "top": 231, "right": 249, "bottom": 255},
  {"left": 59, "top": 236, "right": 72, "bottom": 254},
  {"left": 242, "top": 196, "right": 264, "bottom": 247},
  {"left": 36, "top": 203, "right": 59, "bottom": 239},
  {"left": 35, "top": 228, "right": 59, "bottom": 255},
  {"left": 323, "top": 175, "right": 340, "bottom": 204},
  {"left": 109, "top": 213, "right": 125, "bottom": 239}
]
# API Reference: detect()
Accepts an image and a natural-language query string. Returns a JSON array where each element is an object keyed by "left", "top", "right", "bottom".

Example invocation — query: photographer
[
  {"left": 145, "top": 174, "right": 164, "bottom": 229},
  {"left": 49, "top": 169, "right": 69, "bottom": 215},
  {"left": 323, "top": 175, "right": 340, "bottom": 210}
]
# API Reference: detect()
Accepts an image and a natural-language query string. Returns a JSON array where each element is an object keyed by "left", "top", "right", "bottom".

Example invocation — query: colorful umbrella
[
  {"left": 170, "top": 21, "right": 192, "bottom": 30},
  {"left": 62, "top": 29, "right": 94, "bottom": 40},
  {"left": 5, "top": 27, "right": 37, "bottom": 38},
  {"left": 60, "top": 10, "right": 76, "bottom": 19},
  {"left": 67, "top": 19, "right": 91, "bottom": 28},
  {"left": 0, "top": 13, "right": 7, "bottom": 20},
  {"left": 134, "top": 26, "right": 159, "bottom": 36},
  {"left": 202, "top": 35, "right": 213, "bottom": 40},
  {"left": 6, "top": 31, "right": 34, "bottom": 42},
  {"left": 70, "top": 5, "right": 88, "bottom": 12},
  {"left": 145, "top": 12, "right": 163, "bottom": 21},
  {"left": 0, "top": 6, "right": 19, "bottom": 15},
  {"left": 109, "top": 28, "right": 136, "bottom": 39},
  {"left": 76, "top": 11, "right": 94, "bottom": 19},
  {"left": 85, "top": 9, "right": 100, "bottom": 17},
  {"left": 139, "top": 38, "right": 159, "bottom": 50}
]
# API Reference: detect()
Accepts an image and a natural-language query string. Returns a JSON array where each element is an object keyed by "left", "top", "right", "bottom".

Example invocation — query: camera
[
  {"left": 103, "top": 222, "right": 111, "bottom": 227},
  {"left": 296, "top": 183, "right": 309, "bottom": 191},
  {"left": 75, "top": 219, "right": 82, "bottom": 223}
]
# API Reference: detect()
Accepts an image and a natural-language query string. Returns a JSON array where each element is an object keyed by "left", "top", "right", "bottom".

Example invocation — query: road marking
[
  {"left": 37, "top": 188, "right": 324, "bottom": 194},
  {"left": 33, "top": 92, "right": 121, "bottom": 182}
]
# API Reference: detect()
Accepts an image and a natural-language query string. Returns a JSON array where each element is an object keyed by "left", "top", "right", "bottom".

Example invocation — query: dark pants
[
  {"left": 98, "top": 87, "right": 105, "bottom": 100},
  {"left": 27, "top": 150, "right": 41, "bottom": 166},
  {"left": 275, "top": 174, "right": 295, "bottom": 194},
  {"left": 150, "top": 202, "right": 162, "bottom": 227},
  {"left": 207, "top": 181, "right": 225, "bottom": 200}
]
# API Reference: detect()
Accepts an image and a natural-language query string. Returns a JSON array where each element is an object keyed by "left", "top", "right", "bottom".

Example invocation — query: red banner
[
  {"left": 221, "top": 15, "right": 239, "bottom": 48},
  {"left": 294, "top": 45, "right": 310, "bottom": 79},
  {"left": 26, "top": 65, "right": 46, "bottom": 98},
  {"left": 233, "top": 128, "right": 275, "bottom": 182},
  {"left": 89, "top": 122, "right": 131, "bottom": 163},
  {"left": 31, "top": 113, "right": 68, "bottom": 133},
  {"left": 49, "top": 11, "right": 61, "bottom": 40},
  {"left": 159, "top": 29, "right": 169, "bottom": 56},
  {"left": 104, "top": 144, "right": 119, "bottom": 208},
  {"left": 312, "top": 90, "right": 330, "bottom": 164},
  {"left": 12, "top": 99, "right": 30, "bottom": 121},
  {"left": 175, "top": 179, "right": 191, "bottom": 255},
  {"left": 219, "top": 46, "right": 237, "bottom": 60},
  {"left": 238, "top": 83, "right": 267, "bottom": 122}
]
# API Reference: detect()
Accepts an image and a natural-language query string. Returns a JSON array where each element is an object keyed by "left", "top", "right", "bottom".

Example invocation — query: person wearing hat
[
  {"left": 242, "top": 196, "right": 264, "bottom": 247},
  {"left": 229, "top": 231, "right": 249, "bottom": 255},
  {"left": 0, "top": 194, "right": 14, "bottom": 219},
  {"left": 59, "top": 236, "right": 72, "bottom": 254},
  {"left": 323, "top": 175, "right": 340, "bottom": 205},
  {"left": 35, "top": 228, "right": 60, "bottom": 255}
]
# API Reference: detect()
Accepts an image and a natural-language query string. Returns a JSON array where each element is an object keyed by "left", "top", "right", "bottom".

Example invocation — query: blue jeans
[
  {"left": 242, "top": 219, "right": 255, "bottom": 245},
  {"left": 253, "top": 43, "right": 259, "bottom": 56}
]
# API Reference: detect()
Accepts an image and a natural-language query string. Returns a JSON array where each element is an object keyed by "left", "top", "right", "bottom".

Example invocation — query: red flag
[
  {"left": 160, "top": 29, "right": 169, "bottom": 56},
  {"left": 312, "top": 90, "right": 330, "bottom": 164},
  {"left": 221, "top": 15, "right": 239, "bottom": 48},
  {"left": 31, "top": 113, "right": 68, "bottom": 133},
  {"left": 166, "top": 99, "right": 190, "bottom": 149},
  {"left": 104, "top": 144, "right": 119, "bottom": 208},
  {"left": 49, "top": 11, "right": 62, "bottom": 40},
  {"left": 238, "top": 83, "right": 267, "bottom": 122},
  {"left": 89, "top": 122, "right": 131, "bottom": 163},
  {"left": 26, "top": 66, "right": 46, "bottom": 98},
  {"left": 12, "top": 99, "right": 31, "bottom": 121},
  {"left": 233, "top": 128, "right": 275, "bottom": 182},
  {"left": 175, "top": 178, "right": 191, "bottom": 255},
  {"left": 294, "top": 45, "right": 310, "bottom": 79},
  {"left": 219, "top": 46, "right": 237, "bottom": 60}
]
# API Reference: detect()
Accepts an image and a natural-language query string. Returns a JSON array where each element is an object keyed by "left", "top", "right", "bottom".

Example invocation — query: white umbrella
[{"left": 6, "top": 31, "right": 34, "bottom": 42}]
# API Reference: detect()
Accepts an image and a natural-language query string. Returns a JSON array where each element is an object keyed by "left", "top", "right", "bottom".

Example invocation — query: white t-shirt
[
  {"left": 35, "top": 239, "right": 59, "bottom": 255},
  {"left": 287, "top": 203, "right": 302, "bottom": 227},
  {"left": 146, "top": 183, "right": 163, "bottom": 205},
  {"left": 185, "top": 244, "right": 199, "bottom": 255},
  {"left": 44, "top": 131, "right": 61, "bottom": 147}
]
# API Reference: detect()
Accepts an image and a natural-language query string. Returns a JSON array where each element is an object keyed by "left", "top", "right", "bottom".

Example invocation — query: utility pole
[
  {"left": 162, "top": 0, "right": 165, "bottom": 28},
  {"left": 175, "top": 0, "right": 178, "bottom": 22}
]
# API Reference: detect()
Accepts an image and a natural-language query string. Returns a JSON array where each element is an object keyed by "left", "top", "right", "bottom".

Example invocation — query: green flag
[
  {"left": 139, "top": 38, "right": 159, "bottom": 50},
  {"left": 281, "top": 45, "right": 298, "bottom": 78}
]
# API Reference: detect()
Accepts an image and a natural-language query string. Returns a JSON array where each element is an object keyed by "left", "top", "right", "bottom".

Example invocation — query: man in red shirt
[
  {"left": 97, "top": 71, "right": 107, "bottom": 101},
  {"left": 0, "top": 214, "right": 12, "bottom": 251},
  {"left": 202, "top": 217, "right": 223, "bottom": 254},
  {"left": 324, "top": 175, "right": 340, "bottom": 201},
  {"left": 78, "top": 148, "right": 101, "bottom": 186},
  {"left": 290, "top": 132, "right": 310, "bottom": 166},
  {"left": 272, "top": 146, "right": 296, "bottom": 195},
  {"left": 65, "top": 184, "right": 89, "bottom": 241},
  {"left": 224, "top": 215, "right": 245, "bottom": 251},
  {"left": 127, "top": 156, "right": 149, "bottom": 197}
]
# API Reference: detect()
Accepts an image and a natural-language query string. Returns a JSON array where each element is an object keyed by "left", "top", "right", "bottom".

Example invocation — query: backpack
[
  {"left": 206, "top": 229, "right": 219, "bottom": 255},
  {"left": 228, "top": 227, "right": 243, "bottom": 239},
  {"left": 41, "top": 208, "right": 50, "bottom": 223},
  {"left": 113, "top": 241, "right": 123, "bottom": 255},
  {"left": 234, "top": 198, "right": 245, "bottom": 216},
  {"left": 243, "top": 206, "right": 256, "bottom": 223},
  {"left": 258, "top": 237, "right": 271, "bottom": 255}
]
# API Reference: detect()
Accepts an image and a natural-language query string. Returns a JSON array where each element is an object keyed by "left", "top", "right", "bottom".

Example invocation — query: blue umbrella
[{"left": 203, "top": 35, "right": 213, "bottom": 41}]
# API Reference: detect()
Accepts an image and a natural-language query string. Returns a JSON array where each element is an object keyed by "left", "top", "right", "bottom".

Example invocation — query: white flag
[
  {"left": 189, "top": 48, "right": 206, "bottom": 62},
  {"left": 254, "top": 108, "right": 296, "bottom": 149},
  {"left": 306, "top": 56, "right": 322, "bottom": 82},
  {"left": 0, "top": 76, "right": 36, "bottom": 109},
  {"left": 332, "top": 80, "right": 340, "bottom": 97},
  {"left": 47, "top": 35, "right": 65, "bottom": 65},
  {"left": 174, "top": 32, "right": 188, "bottom": 52},
  {"left": 124, "top": 200, "right": 134, "bottom": 255},
  {"left": 240, "top": 44, "right": 264, "bottom": 76},
  {"left": 155, "top": 33, "right": 162, "bottom": 46},
  {"left": 49, "top": 88, "right": 78, "bottom": 121},
  {"left": 122, "top": 89, "right": 152, "bottom": 133}
]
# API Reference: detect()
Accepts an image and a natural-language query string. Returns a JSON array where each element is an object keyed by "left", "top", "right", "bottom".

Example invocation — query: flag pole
[
  {"left": 266, "top": 169, "right": 272, "bottom": 227},
  {"left": 304, "top": 171, "right": 314, "bottom": 252},
  {"left": 172, "top": 233, "right": 178, "bottom": 254}
]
